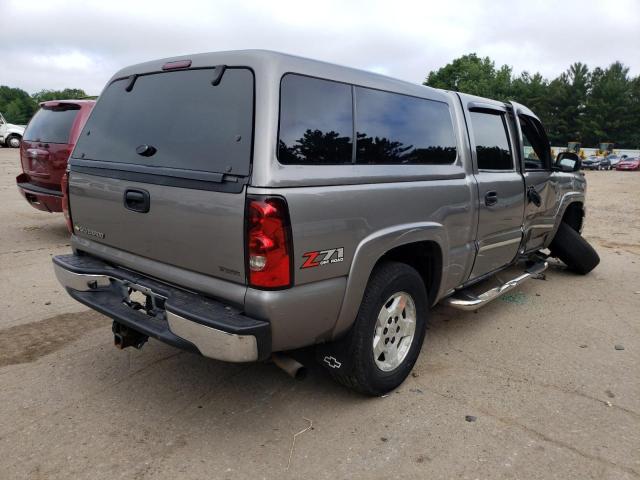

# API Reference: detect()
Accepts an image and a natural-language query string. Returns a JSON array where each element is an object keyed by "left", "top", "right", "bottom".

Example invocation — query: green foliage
[
  {"left": 0, "top": 86, "right": 92, "bottom": 125},
  {"left": 0, "top": 86, "right": 37, "bottom": 125},
  {"left": 425, "top": 56, "right": 640, "bottom": 148},
  {"left": 31, "top": 88, "right": 89, "bottom": 104}
]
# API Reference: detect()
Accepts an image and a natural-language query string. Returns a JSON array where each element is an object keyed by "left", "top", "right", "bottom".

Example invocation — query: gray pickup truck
[{"left": 53, "top": 50, "right": 599, "bottom": 395}]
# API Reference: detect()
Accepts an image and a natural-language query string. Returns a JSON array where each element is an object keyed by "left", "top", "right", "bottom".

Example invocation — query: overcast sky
[{"left": 3, "top": 0, "right": 639, "bottom": 95}]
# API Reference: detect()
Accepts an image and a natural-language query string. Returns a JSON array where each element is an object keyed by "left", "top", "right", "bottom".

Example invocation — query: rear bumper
[
  {"left": 16, "top": 174, "right": 63, "bottom": 212},
  {"left": 52, "top": 253, "right": 271, "bottom": 362}
]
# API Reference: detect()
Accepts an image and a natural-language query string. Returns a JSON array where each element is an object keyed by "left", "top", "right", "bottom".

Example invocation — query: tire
[
  {"left": 329, "top": 261, "right": 428, "bottom": 396},
  {"left": 549, "top": 222, "right": 600, "bottom": 274},
  {"left": 6, "top": 135, "right": 21, "bottom": 148}
]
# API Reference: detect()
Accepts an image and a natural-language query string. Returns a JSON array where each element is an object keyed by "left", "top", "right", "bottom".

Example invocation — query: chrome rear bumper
[{"left": 53, "top": 255, "right": 269, "bottom": 362}]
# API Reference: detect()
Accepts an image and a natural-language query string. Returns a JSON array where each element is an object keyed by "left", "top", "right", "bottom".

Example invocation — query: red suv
[{"left": 16, "top": 100, "right": 95, "bottom": 212}]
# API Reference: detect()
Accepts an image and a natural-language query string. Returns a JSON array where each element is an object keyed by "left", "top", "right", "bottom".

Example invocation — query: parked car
[
  {"left": 581, "top": 155, "right": 611, "bottom": 170},
  {"left": 0, "top": 112, "right": 25, "bottom": 148},
  {"left": 616, "top": 156, "right": 640, "bottom": 171},
  {"left": 52, "top": 51, "right": 599, "bottom": 395},
  {"left": 16, "top": 100, "right": 95, "bottom": 212},
  {"left": 605, "top": 154, "right": 625, "bottom": 169}
]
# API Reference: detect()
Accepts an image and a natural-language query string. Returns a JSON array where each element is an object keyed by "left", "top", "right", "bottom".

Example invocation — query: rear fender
[{"left": 331, "top": 222, "right": 447, "bottom": 338}]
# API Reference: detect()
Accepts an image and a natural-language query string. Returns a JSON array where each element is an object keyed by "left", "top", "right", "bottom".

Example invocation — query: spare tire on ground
[{"left": 549, "top": 221, "right": 600, "bottom": 274}]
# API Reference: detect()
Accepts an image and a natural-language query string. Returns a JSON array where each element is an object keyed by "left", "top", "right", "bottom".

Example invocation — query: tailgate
[{"left": 68, "top": 66, "right": 254, "bottom": 283}]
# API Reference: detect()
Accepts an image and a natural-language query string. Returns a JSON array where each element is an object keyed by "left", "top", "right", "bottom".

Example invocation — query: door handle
[
  {"left": 527, "top": 186, "right": 542, "bottom": 207},
  {"left": 484, "top": 191, "right": 498, "bottom": 206},
  {"left": 124, "top": 189, "right": 150, "bottom": 213}
]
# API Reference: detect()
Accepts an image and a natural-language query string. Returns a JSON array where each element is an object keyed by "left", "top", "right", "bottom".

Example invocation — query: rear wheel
[
  {"left": 550, "top": 222, "right": 600, "bottom": 274},
  {"left": 329, "top": 262, "right": 428, "bottom": 396}
]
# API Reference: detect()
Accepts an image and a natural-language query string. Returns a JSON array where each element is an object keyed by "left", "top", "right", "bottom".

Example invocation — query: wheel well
[
  {"left": 563, "top": 202, "right": 584, "bottom": 232},
  {"left": 377, "top": 241, "right": 442, "bottom": 305}
]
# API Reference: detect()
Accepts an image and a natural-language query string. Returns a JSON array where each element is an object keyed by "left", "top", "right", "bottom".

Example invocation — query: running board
[{"left": 442, "top": 261, "right": 548, "bottom": 311}]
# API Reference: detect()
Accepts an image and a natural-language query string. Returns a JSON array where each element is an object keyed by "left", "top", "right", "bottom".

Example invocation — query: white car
[
  {"left": 606, "top": 154, "right": 626, "bottom": 169},
  {"left": 0, "top": 112, "right": 25, "bottom": 148}
]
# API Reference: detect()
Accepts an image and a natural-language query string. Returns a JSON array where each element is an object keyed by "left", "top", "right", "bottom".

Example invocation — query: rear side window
[
  {"left": 278, "top": 75, "right": 353, "bottom": 164},
  {"left": 73, "top": 68, "right": 254, "bottom": 176},
  {"left": 355, "top": 87, "right": 457, "bottom": 165},
  {"left": 24, "top": 107, "right": 79, "bottom": 144},
  {"left": 469, "top": 111, "right": 513, "bottom": 170},
  {"left": 277, "top": 74, "right": 457, "bottom": 165}
]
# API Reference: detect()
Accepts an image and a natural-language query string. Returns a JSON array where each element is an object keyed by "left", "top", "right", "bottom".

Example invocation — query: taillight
[
  {"left": 246, "top": 196, "right": 292, "bottom": 289},
  {"left": 61, "top": 171, "right": 73, "bottom": 234}
]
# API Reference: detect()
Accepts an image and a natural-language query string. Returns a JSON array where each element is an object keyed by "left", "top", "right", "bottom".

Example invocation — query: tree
[
  {"left": 583, "top": 62, "right": 633, "bottom": 148},
  {"left": 424, "top": 55, "right": 639, "bottom": 147},
  {"left": 627, "top": 76, "right": 640, "bottom": 148},
  {"left": 0, "top": 86, "right": 37, "bottom": 124},
  {"left": 424, "top": 54, "right": 512, "bottom": 101},
  {"left": 32, "top": 88, "right": 90, "bottom": 104}
]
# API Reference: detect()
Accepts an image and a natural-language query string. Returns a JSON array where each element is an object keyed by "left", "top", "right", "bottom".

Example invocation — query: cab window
[{"left": 469, "top": 111, "right": 513, "bottom": 170}]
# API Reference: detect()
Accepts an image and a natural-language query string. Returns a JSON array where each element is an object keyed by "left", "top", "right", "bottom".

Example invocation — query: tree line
[
  {"left": 425, "top": 54, "right": 640, "bottom": 148},
  {"left": 0, "top": 87, "right": 93, "bottom": 125}
]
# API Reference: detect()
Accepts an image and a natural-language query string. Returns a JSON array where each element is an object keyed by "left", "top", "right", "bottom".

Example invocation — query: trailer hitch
[{"left": 112, "top": 321, "right": 148, "bottom": 350}]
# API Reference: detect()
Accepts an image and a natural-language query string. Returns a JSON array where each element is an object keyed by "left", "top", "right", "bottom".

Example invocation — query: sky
[{"left": 2, "top": 0, "right": 639, "bottom": 96}]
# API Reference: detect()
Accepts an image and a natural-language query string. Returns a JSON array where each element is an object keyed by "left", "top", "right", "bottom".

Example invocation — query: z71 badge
[{"left": 301, "top": 247, "right": 344, "bottom": 269}]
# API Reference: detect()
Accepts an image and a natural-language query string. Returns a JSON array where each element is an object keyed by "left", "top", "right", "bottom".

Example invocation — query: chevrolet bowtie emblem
[{"left": 323, "top": 356, "right": 342, "bottom": 369}]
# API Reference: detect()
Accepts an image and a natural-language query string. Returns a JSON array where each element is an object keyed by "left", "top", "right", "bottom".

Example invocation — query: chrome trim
[
  {"left": 478, "top": 236, "right": 522, "bottom": 252},
  {"left": 442, "top": 261, "right": 548, "bottom": 311},
  {"left": 528, "top": 224, "right": 554, "bottom": 230},
  {"left": 54, "top": 262, "right": 259, "bottom": 362},
  {"left": 166, "top": 311, "right": 258, "bottom": 362},
  {"left": 53, "top": 262, "right": 111, "bottom": 291}
]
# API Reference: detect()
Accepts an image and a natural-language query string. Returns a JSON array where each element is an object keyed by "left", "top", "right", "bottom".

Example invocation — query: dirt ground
[{"left": 1, "top": 147, "right": 638, "bottom": 480}]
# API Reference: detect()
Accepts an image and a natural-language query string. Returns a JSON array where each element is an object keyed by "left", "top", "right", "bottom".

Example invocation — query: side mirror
[{"left": 555, "top": 152, "right": 581, "bottom": 172}]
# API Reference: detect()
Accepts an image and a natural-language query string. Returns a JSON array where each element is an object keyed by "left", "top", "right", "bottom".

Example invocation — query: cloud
[{"left": 2, "top": 0, "right": 639, "bottom": 94}]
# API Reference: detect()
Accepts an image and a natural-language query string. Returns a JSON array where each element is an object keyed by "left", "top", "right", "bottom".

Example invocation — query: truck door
[
  {"left": 510, "top": 102, "right": 559, "bottom": 253},
  {"left": 462, "top": 100, "right": 525, "bottom": 280}
]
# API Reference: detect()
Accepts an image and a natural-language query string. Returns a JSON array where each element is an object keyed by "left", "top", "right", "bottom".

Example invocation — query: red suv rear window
[{"left": 24, "top": 106, "right": 80, "bottom": 144}]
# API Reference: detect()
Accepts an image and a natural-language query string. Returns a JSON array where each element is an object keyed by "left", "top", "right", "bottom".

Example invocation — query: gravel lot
[{"left": 1, "top": 147, "right": 638, "bottom": 479}]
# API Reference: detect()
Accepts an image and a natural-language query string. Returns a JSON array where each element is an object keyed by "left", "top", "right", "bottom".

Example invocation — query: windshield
[
  {"left": 24, "top": 106, "right": 79, "bottom": 144},
  {"left": 72, "top": 67, "right": 254, "bottom": 177}
]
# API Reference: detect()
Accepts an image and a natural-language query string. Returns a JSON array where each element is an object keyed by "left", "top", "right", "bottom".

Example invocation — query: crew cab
[
  {"left": 16, "top": 100, "right": 95, "bottom": 212},
  {"left": 53, "top": 51, "right": 599, "bottom": 395}
]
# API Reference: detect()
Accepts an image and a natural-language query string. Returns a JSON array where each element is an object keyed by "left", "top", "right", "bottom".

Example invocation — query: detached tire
[
  {"left": 550, "top": 222, "right": 600, "bottom": 274},
  {"left": 329, "top": 262, "right": 428, "bottom": 396}
]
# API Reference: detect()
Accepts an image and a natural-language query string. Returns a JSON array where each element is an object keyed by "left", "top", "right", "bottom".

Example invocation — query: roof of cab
[{"left": 110, "top": 49, "right": 450, "bottom": 103}]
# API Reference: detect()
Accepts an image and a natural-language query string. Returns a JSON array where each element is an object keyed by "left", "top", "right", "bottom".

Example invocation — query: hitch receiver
[{"left": 112, "top": 321, "right": 148, "bottom": 350}]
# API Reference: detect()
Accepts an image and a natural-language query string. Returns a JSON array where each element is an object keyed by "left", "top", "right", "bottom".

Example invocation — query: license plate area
[{"left": 117, "top": 280, "right": 166, "bottom": 317}]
